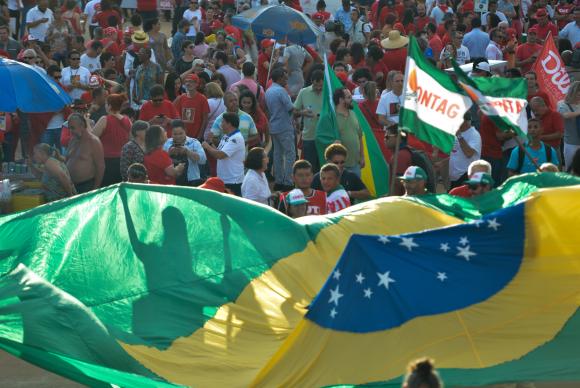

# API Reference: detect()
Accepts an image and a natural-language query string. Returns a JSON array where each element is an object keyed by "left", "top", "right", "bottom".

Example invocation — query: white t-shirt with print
[{"left": 217, "top": 130, "right": 245, "bottom": 184}]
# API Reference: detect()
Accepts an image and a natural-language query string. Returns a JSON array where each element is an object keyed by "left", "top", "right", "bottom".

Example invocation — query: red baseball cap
[
  {"left": 528, "top": 25, "right": 539, "bottom": 34},
  {"left": 335, "top": 71, "right": 348, "bottom": 84},
  {"left": 261, "top": 38, "right": 275, "bottom": 49},
  {"left": 184, "top": 73, "right": 200, "bottom": 83},
  {"left": 312, "top": 12, "right": 324, "bottom": 21},
  {"left": 199, "top": 177, "right": 227, "bottom": 193},
  {"left": 534, "top": 8, "right": 548, "bottom": 18}
]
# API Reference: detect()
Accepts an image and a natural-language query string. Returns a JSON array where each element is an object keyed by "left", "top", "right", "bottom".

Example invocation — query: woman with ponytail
[{"left": 29, "top": 143, "right": 76, "bottom": 202}]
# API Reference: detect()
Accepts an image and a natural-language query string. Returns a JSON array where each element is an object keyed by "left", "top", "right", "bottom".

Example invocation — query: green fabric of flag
[
  {"left": 399, "top": 36, "right": 473, "bottom": 153},
  {"left": 452, "top": 61, "right": 528, "bottom": 137}
]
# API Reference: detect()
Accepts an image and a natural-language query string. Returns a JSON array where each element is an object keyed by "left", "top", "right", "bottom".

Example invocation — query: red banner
[{"left": 531, "top": 36, "right": 571, "bottom": 108}]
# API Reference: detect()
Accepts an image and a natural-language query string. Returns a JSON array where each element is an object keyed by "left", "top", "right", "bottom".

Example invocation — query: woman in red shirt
[
  {"left": 92, "top": 94, "right": 132, "bottom": 186},
  {"left": 143, "top": 125, "right": 185, "bottom": 185}
]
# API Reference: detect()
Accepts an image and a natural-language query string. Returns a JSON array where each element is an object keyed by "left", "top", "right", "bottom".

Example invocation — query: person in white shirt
[
  {"left": 80, "top": 40, "right": 103, "bottom": 73},
  {"left": 61, "top": 50, "right": 92, "bottom": 100},
  {"left": 377, "top": 71, "right": 404, "bottom": 126},
  {"left": 83, "top": 0, "right": 101, "bottom": 38},
  {"left": 241, "top": 147, "right": 272, "bottom": 204},
  {"left": 482, "top": 1, "right": 508, "bottom": 25},
  {"left": 320, "top": 163, "right": 350, "bottom": 214},
  {"left": 449, "top": 112, "right": 482, "bottom": 188},
  {"left": 202, "top": 112, "right": 245, "bottom": 196},
  {"left": 559, "top": 8, "right": 580, "bottom": 47},
  {"left": 26, "top": 0, "right": 54, "bottom": 42},
  {"left": 183, "top": 0, "right": 202, "bottom": 38},
  {"left": 443, "top": 30, "right": 470, "bottom": 65},
  {"left": 485, "top": 29, "right": 504, "bottom": 60}
]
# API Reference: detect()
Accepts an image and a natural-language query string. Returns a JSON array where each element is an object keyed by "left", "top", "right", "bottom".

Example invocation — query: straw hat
[
  {"left": 381, "top": 30, "right": 409, "bottom": 50},
  {"left": 131, "top": 31, "right": 149, "bottom": 44}
]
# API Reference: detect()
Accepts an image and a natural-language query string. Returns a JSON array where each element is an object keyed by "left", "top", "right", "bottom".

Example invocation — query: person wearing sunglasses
[
  {"left": 138, "top": 84, "right": 179, "bottom": 135},
  {"left": 61, "top": 50, "right": 91, "bottom": 100}
]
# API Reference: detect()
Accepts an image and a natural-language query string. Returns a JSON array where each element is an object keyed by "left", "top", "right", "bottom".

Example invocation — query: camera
[{"left": 325, "top": 20, "right": 345, "bottom": 36}]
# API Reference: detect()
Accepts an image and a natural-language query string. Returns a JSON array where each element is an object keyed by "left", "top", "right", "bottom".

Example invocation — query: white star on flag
[
  {"left": 472, "top": 219, "right": 484, "bottom": 228},
  {"left": 399, "top": 237, "right": 418, "bottom": 251},
  {"left": 487, "top": 218, "right": 501, "bottom": 231},
  {"left": 378, "top": 235, "right": 390, "bottom": 244},
  {"left": 330, "top": 308, "right": 337, "bottom": 318},
  {"left": 377, "top": 271, "right": 396, "bottom": 290},
  {"left": 364, "top": 288, "right": 373, "bottom": 298},
  {"left": 333, "top": 269, "right": 341, "bottom": 280},
  {"left": 459, "top": 236, "right": 469, "bottom": 245},
  {"left": 437, "top": 272, "right": 448, "bottom": 281},
  {"left": 457, "top": 245, "right": 476, "bottom": 261},
  {"left": 440, "top": 243, "right": 450, "bottom": 252},
  {"left": 329, "top": 285, "right": 344, "bottom": 306},
  {"left": 355, "top": 273, "right": 365, "bottom": 284}
]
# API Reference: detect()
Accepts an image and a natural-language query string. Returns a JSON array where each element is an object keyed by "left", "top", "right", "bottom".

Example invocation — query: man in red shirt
[
  {"left": 278, "top": 159, "right": 327, "bottom": 215},
  {"left": 414, "top": 3, "right": 432, "bottom": 32},
  {"left": 480, "top": 114, "right": 515, "bottom": 186},
  {"left": 427, "top": 23, "right": 443, "bottom": 59},
  {"left": 515, "top": 26, "right": 542, "bottom": 74},
  {"left": 533, "top": 8, "right": 558, "bottom": 41},
  {"left": 381, "top": 29, "right": 408, "bottom": 73},
  {"left": 448, "top": 160, "right": 493, "bottom": 197},
  {"left": 139, "top": 84, "right": 179, "bottom": 136},
  {"left": 554, "top": 0, "right": 575, "bottom": 30},
  {"left": 530, "top": 96, "right": 564, "bottom": 150},
  {"left": 525, "top": 72, "right": 553, "bottom": 109},
  {"left": 258, "top": 39, "right": 276, "bottom": 88},
  {"left": 173, "top": 73, "right": 210, "bottom": 139}
]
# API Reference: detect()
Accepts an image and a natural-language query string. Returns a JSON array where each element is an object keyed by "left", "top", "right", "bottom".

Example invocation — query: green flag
[
  {"left": 315, "top": 59, "right": 389, "bottom": 197},
  {"left": 399, "top": 36, "right": 473, "bottom": 153},
  {"left": 452, "top": 61, "right": 528, "bottom": 137}
]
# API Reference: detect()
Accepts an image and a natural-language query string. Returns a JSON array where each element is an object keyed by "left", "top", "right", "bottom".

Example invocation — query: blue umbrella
[
  {"left": 0, "top": 58, "right": 72, "bottom": 113},
  {"left": 232, "top": 4, "right": 321, "bottom": 44}
]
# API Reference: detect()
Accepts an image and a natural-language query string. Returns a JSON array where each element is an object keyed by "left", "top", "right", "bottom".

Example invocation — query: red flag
[{"left": 531, "top": 33, "right": 571, "bottom": 108}]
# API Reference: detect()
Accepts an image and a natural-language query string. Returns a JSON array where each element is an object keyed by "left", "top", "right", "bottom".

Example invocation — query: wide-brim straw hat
[{"left": 381, "top": 30, "right": 409, "bottom": 49}]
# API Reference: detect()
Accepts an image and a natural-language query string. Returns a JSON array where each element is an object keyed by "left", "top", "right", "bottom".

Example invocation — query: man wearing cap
[
  {"left": 26, "top": 0, "right": 53, "bottom": 42},
  {"left": 463, "top": 172, "right": 494, "bottom": 196},
  {"left": 463, "top": 17, "right": 490, "bottom": 59},
  {"left": 377, "top": 71, "right": 404, "bottom": 128},
  {"left": 400, "top": 166, "right": 428, "bottom": 196},
  {"left": 449, "top": 112, "right": 482, "bottom": 189},
  {"left": 534, "top": 8, "right": 558, "bottom": 41},
  {"left": 515, "top": 26, "right": 542, "bottom": 74},
  {"left": 173, "top": 73, "right": 210, "bottom": 139},
  {"left": 559, "top": 7, "right": 580, "bottom": 47},
  {"left": 139, "top": 84, "right": 179, "bottom": 135},
  {"left": 62, "top": 50, "right": 92, "bottom": 100},
  {"left": 81, "top": 40, "right": 103, "bottom": 73},
  {"left": 257, "top": 39, "right": 276, "bottom": 88},
  {"left": 449, "top": 159, "right": 492, "bottom": 197},
  {"left": 284, "top": 189, "right": 309, "bottom": 218},
  {"left": 202, "top": 112, "right": 245, "bottom": 196}
]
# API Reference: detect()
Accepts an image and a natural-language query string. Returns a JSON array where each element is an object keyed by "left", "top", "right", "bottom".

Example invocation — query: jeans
[
  {"left": 302, "top": 139, "right": 319, "bottom": 173},
  {"left": 271, "top": 131, "right": 296, "bottom": 186},
  {"left": 40, "top": 127, "right": 62, "bottom": 150}
]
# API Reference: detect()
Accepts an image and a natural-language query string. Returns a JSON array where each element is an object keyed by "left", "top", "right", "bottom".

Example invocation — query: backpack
[
  {"left": 402, "top": 146, "right": 436, "bottom": 193},
  {"left": 516, "top": 143, "right": 552, "bottom": 173}
]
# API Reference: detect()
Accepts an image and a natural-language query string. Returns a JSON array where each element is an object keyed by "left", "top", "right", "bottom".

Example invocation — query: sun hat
[
  {"left": 131, "top": 31, "right": 149, "bottom": 44},
  {"left": 380, "top": 30, "right": 409, "bottom": 49}
]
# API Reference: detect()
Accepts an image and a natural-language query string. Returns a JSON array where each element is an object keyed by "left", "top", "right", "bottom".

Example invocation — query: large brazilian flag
[{"left": 0, "top": 174, "right": 579, "bottom": 387}]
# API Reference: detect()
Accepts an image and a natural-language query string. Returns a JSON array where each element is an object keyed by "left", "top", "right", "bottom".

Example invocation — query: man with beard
[
  {"left": 333, "top": 87, "right": 364, "bottom": 177},
  {"left": 65, "top": 113, "right": 105, "bottom": 193}
]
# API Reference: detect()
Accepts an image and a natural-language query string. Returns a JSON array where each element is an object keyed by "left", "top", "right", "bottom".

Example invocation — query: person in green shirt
[
  {"left": 294, "top": 69, "right": 324, "bottom": 172},
  {"left": 333, "top": 87, "right": 364, "bottom": 177}
]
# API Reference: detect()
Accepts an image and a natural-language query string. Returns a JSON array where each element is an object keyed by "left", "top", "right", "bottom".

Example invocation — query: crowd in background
[{"left": 0, "top": 0, "right": 579, "bottom": 217}]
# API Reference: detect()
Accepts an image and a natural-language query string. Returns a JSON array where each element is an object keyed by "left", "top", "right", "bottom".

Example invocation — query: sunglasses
[
  {"left": 152, "top": 98, "right": 164, "bottom": 102},
  {"left": 70, "top": 57, "right": 80, "bottom": 60}
]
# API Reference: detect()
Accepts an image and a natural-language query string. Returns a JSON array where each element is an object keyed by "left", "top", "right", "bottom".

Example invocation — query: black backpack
[
  {"left": 516, "top": 143, "right": 552, "bottom": 173},
  {"left": 402, "top": 146, "right": 436, "bottom": 193}
]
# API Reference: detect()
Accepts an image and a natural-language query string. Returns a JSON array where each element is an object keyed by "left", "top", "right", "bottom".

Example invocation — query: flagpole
[
  {"left": 389, "top": 129, "right": 401, "bottom": 195},
  {"left": 265, "top": 38, "right": 278, "bottom": 87},
  {"left": 514, "top": 136, "right": 542, "bottom": 172}
]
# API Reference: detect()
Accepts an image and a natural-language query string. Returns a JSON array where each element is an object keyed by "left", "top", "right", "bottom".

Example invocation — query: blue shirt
[
  {"left": 171, "top": 31, "right": 187, "bottom": 63},
  {"left": 334, "top": 7, "right": 353, "bottom": 33},
  {"left": 507, "top": 142, "right": 559, "bottom": 174},
  {"left": 211, "top": 109, "right": 257, "bottom": 141},
  {"left": 463, "top": 28, "right": 490, "bottom": 59},
  {"left": 559, "top": 21, "right": 580, "bottom": 47},
  {"left": 163, "top": 136, "right": 207, "bottom": 181},
  {"left": 265, "top": 82, "right": 294, "bottom": 134}
]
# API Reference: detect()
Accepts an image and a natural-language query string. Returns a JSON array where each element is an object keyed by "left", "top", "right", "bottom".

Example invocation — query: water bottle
[{"left": 0, "top": 179, "right": 11, "bottom": 214}]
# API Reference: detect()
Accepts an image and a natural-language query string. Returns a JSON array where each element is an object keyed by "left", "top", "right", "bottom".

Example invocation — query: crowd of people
[{"left": 0, "top": 0, "right": 580, "bottom": 217}]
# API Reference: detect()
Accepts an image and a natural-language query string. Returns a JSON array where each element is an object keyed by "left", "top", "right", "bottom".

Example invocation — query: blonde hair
[
  {"left": 468, "top": 159, "right": 492, "bottom": 176},
  {"left": 205, "top": 82, "right": 224, "bottom": 99}
]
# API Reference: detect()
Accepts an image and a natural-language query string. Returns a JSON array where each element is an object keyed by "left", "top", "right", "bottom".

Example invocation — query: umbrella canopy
[
  {"left": 0, "top": 58, "right": 72, "bottom": 113},
  {"left": 232, "top": 4, "right": 321, "bottom": 44}
]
